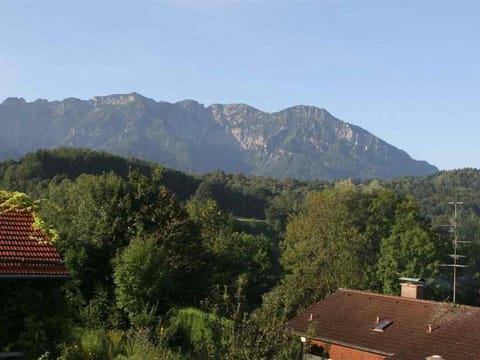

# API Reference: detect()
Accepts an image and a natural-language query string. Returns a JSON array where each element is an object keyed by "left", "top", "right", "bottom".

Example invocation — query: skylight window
[{"left": 373, "top": 319, "right": 393, "bottom": 332}]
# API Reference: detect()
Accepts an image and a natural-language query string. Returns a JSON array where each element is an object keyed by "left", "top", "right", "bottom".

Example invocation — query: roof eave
[
  {"left": 289, "top": 329, "right": 395, "bottom": 357},
  {"left": 0, "top": 274, "right": 71, "bottom": 279}
]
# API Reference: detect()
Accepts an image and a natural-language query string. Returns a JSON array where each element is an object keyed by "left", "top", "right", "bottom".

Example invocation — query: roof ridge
[
  {"left": 337, "top": 288, "right": 480, "bottom": 310},
  {"left": 0, "top": 207, "right": 33, "bottom": 213}
]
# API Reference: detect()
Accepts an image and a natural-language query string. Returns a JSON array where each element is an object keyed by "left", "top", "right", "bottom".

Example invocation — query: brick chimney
[{"left": 399, "top": 277, "right": 425, "bottom": 299}]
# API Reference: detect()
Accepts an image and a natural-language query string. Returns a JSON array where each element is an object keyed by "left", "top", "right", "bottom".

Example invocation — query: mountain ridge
[{"left": 0, "top": 93, "right": 438, "bottom": 180}]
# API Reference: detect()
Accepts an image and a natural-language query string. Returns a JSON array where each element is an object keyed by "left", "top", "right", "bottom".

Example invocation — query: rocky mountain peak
[
  {"left": 281, "top": 105, "right": 329, "bottom": 118},
  {"left": 0, "top": 93, "right": 438, "bottom": 180},
  {"left": 1, "top": 97, "right": 27, "bottom": 106},
  {"left": 175, "top": 100, "right": 206, "bottom": 114},
  {"left": 92, "top": 92, "right": 146, "bottom": 106}
]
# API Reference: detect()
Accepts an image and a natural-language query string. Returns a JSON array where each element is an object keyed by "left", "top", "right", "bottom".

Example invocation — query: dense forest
[{"left": 1, "top": 148, "right": 479, "bottom": 359}]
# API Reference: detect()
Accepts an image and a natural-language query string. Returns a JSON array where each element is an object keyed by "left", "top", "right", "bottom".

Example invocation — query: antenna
[{"left": 439, "top": 200, "right": 469, "bottom": 303}]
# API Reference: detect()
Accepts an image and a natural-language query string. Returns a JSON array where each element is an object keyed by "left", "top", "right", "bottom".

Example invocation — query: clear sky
[{"left": 1, "top": 0, "right": 479, "bottom": 170}]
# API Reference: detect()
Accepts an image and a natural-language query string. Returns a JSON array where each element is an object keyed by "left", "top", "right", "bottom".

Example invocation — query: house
[
  {"left": 0, "top": 208, "right": 69, "bottom": 278},
  {"left": 0, "top": 206, "right": 69, "bottom": 358},
  {"left": 288, "top": 281, "right": 480, "bottom": 360}
]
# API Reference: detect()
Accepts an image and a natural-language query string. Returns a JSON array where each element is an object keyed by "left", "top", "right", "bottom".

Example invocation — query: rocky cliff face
[{"left": 0, "top": 93, "right": 437, "bottom": 180}]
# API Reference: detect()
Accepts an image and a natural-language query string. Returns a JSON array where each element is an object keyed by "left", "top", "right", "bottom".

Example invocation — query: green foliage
[
  {"left": 0, "top": 147, "right": 324, "bottom": 231},
  {"left": 56, "top": 327, "right": 185, "bottom": 360},
  {"left": 280, "top": 186, "right": 370, "bottom": 311},
  {"left": 3, "top": 148, "right": 480, "bottom": 358},
  {"left": 0, "top": 190, "right": 34, "bottom": 209},
  {"left": 0, "top": 280, "right": 69, "bottom": 359},
  {"left": 0, "top": 148, "right": 150, "bottom": 190},
  {"left": 265, "top": 190, "right": 304, "bottom": 235},
  {"left": 168, "top": 308, "right": 231, "bottom": 359},
  {"left": 0, "top": 148, "right": 200, "bottom": 200},
  {"left": 122, "top": 325, "right": 184, "bottom": 360},
  {"left": 187, "top": 198, "right": 235, "bottom": 242},
  {"left": 37, "top": 170, "right": 210, "bottom": 325},
  {"left": 277, "top": 183, "right": 443, "bottom": 313},
  {"left": 383, "top": 169, "right": 480, "bottom": 303},
  {"left": 188, "top": 199, "right": 277, "bottom": 311},
  {"left": 223, "top": 290, "right": 301, "bottom": 360},
  {"left": 114, "top": 236, "right": 170, "bottom": 325},
  {"left": 167, "top": 304, "right": 300, "bottom": 360},
  {"left": 0, "top": 190, "right": 59, "bottom": 242},
  {"left": 56, "top": 329, "right": 127, "bottom": 360},
  {"left": 121, "top": 335, "right": 183, "bottom": 360},
  {"left": 81, "top": 285, "right": 125, "bottom": 329},
  {"left": 79, "top": 329, "right": 113, "bottom": 359},
  {"left": 376, "top": 196, "right": 445, "bottom": 294},
  {"left": 193, "top": 177, "right": 266, "bottom": 219},
  {"left": 38, "top": 173, "right": 128, "bottom": 312}
]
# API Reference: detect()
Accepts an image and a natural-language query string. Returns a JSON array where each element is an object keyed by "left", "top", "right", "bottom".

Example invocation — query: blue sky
[{"left": 1, "top": 0, "right": 479, "bottom": 170}]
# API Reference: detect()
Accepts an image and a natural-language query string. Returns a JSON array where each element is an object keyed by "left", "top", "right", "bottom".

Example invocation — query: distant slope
[
  {"left": 0, "top": 93, "right": 438, "bottom": 180},
  {"left": 1, "top": 148, "right": 479, "bottom": 235},
  {"left": 0, "top": 148, "right": 200, "bottom": 200}
]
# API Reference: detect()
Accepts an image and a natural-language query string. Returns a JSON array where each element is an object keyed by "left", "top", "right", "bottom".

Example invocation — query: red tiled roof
[
  {"left": 288, "top": 289, "right": 480, "bottom": 360},
  {"left": 0, "top": 208, "right": 69, "bottom": 278}
]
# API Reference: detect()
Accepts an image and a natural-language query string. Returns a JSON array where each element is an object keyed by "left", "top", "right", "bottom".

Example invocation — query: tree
[
  {"left": 188, "top": 199, "right": 276, "bottom": 311},
  {"left": 39, "top": 171, "right": 209, "bottom": 321},
  {"left": 280, "top": 186, "right": 370, "bottom": 313},
  {"left": 364, "top": 189, "right": 401, "bottom": 289},
  {"left": 0, "top": 279, "right": 70, "bottom": 359},
  {"left": 376, "top": 196, "right": 443, "bottom": 294},
  {"left": 265, "top": 190, "right": 304, "bottom": 235},
  {"left": 39, "top": 173, "right": 128, "bottom": 311},
  {"left": 114, "top": 236, "right": 170, "bottom": 325}
]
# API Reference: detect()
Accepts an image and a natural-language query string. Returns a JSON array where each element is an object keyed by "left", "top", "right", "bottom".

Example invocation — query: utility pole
[{"left": 440, "top": 201, "right": 469, "bottom": 303}]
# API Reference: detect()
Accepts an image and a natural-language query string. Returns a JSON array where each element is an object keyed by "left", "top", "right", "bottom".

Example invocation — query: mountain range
[{"left": 0, "top": 93, "right": 437, "bottom": 180}]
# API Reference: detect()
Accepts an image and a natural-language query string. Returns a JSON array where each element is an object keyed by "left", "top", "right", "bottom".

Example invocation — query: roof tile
[{"left": 0, "top": 209, "right": 69, "bottom": 277}]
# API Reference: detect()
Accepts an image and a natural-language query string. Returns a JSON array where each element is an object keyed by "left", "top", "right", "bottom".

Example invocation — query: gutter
[
  {"left": 290, "top": 329, "right": 395, "bottom": 357},
  {"left": 0, "top": 274, "right": 71, "bottom": 279}
]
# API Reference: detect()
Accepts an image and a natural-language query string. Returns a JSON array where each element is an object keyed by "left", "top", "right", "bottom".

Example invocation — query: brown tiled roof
[
  {"left": 288, "top": 289, "right": 480, "bottom": 360},
  {"left": 0, "top": 209, "right": 69, "bottom": 278}
]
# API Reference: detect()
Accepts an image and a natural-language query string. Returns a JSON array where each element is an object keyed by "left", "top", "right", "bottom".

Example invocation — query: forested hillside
[{"left": 0, "top": 148, "right": 478, "bottom": 359}]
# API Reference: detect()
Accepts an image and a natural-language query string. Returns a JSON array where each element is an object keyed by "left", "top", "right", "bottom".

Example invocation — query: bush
[{"left": 58, "top": 329, "right": 127, "bottom": 360}]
